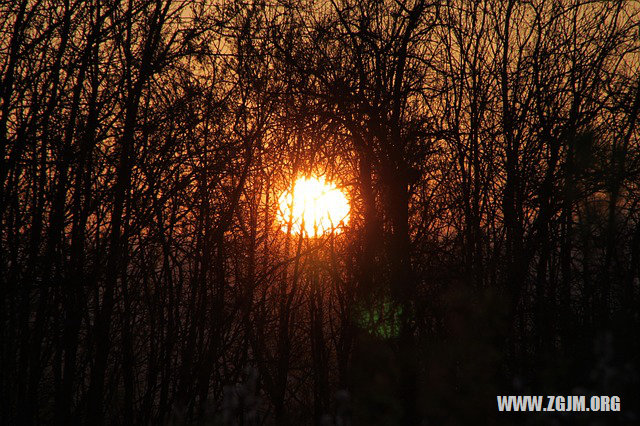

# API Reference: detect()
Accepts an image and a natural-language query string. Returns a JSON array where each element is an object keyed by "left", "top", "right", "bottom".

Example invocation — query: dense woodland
[{"left": 1, "top": 0, "right": 640, "bottom": 424}]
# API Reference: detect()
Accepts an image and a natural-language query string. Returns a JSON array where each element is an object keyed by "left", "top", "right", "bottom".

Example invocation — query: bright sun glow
[{"left": 277, "top": 176, "right": 350, "bottom": 237}]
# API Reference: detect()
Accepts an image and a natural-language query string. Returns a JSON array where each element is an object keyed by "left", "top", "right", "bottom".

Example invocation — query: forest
[{"left": 1, "top": 0, "right": 640, "bottom": 424}]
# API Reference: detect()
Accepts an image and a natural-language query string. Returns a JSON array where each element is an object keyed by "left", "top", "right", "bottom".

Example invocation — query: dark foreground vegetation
[{"left": 1, "top": 0, "right": 640, "bottom": 424}]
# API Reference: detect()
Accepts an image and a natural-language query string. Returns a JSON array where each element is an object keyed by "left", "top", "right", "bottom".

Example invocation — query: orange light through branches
[{"left": 277, "top": 176, "right": 350, "bottom": 237}]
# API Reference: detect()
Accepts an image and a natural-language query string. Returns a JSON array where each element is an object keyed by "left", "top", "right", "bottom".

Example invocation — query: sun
[{"left": 277, "top": 176, "right": 350, "bottom": 237}]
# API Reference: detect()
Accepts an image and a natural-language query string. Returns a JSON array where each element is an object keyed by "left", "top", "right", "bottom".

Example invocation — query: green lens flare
[{"left": 355, "top": 298, "right": 403, "bottom": 339}]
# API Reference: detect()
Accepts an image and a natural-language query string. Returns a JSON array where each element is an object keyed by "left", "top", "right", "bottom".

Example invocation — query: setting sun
[{"left": 277, "top": 176, "right": 350, "bottom": 237}]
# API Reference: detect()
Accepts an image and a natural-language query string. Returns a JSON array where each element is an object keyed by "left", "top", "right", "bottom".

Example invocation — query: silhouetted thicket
[{"left": 1, "top": 0, "right": 639, "bottom": 424}]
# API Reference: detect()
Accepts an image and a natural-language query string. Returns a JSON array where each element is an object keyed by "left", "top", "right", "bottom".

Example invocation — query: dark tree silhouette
[{"left": 1, "top": 0, "right": 639, "bottom": 424}]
